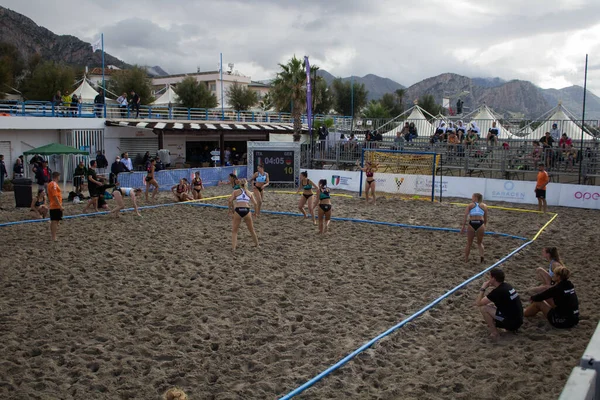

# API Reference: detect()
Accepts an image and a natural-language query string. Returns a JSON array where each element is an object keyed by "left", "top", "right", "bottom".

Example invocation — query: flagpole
[
  {"left": 578, "top": 54, "right": 588, "bottom": 185},
  {"left": 102, "top": 33, "right": 106, "bottom": 118},
  {"left": 220, "top": 53, "right": 224, "bottom": 120}
]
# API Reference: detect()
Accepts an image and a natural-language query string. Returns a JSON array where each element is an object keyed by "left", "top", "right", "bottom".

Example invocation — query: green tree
[
  {"left": 380, "top": 88, "right": 405, "bottom": 117},
  {"left": 174, "top": 76, "right": 217, "bottom": 109},
  {"left": 258, "top": 91, "right": 273, "bottom": 111},
  {"left": 313, "top": 77, "right": 333, "bottom": 115},
  {"left": 20, "top": 61, "right": 75, "bottom": 101},
  {"left": 362, "top": 100, "right": 392, "bottom": 119},
  {"left": 226, "top": 81, "right": 258, "bottom": 111},
  {"left": 418, "top": 94, "right": 442, "bottom": 117},
  {"left": 331, "top": 78, "right": 368, "bottom": 117},
  {"left": 109, "top": 66, "right": 152, "bottom": 105},
  {"left": 271, "top": 56, "right": 316, "bottom": 141},
  {"left": 0, "top": 42, "right": 26, "bottom": 98}
]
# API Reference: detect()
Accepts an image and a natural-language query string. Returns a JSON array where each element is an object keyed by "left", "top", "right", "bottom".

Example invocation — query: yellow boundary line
[
  {"left": 532, "top": 213, "right": 558, "bottom": 241},
  {"left": 273, "top": 190, "right": 354, "bottom": 198},
  {"left": 183, "top": 195, "right": 230, "bottom": 203}
]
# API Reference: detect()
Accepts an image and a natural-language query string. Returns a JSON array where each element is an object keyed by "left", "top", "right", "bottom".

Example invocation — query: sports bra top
[
  {"left": 176, "top": 184, "right": 186, "bottom": 193},
  {"left": 193, "top": 178, "right": 202, "bottom": 186},
  {"left": 233, "top": 184, "right": 241, "bottom": 190},
  {"left": 256, "top": 172, "right": 267, "bottom": 183},
  {"left": 366, "top": 170, "right": 374, "bottom": 178},
  {"left": 121, "top": 187, "right": 132, "bottom": 196},
  {"left": 35, "top": 200, "right": 44, "bottom": 207},
  {"left": 469, "top": 202, "right": 485, "bottom": 217},
  {"left": 319, "top": 189, "right": 331, "bottom": 200},
  {"left": 302, "top": 179, "right": 312, "bottom": 190},
  {"left": 548, "top": 260, "right": 555, "bottom": 278},
  {"left": 235, "top": 189, "right": 250, "bottom": 203}
]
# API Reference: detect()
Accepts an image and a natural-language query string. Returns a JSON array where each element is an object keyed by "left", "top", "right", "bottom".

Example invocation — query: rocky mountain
[
  {"left": 0, "top": 5, "right": 128, "bottom": 68},
  {"left": 403, "top": 73, "right": 600, "bottom": 119},
  {"left": 146, "top": 66, "right": 169, "bottom": 77},
  {"left": 317, "top": 70, "right": 406, "bottom": 101}
]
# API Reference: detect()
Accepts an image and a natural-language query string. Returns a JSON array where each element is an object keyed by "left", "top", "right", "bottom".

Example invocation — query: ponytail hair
[
  {"left": 318, "top": 179, "right": 327, "bottom": 188},
  {"left": 553, "top": 265, "right": 571, "bottom": 281},
  {"left": 239, "top": 178, "right": 248, "bottom": 189},
  {"left": 301, "top": 171, "right": 308, "bottom": 178},
  {"left": 544, "top": 247, "right": 562, "bottom": 263}
]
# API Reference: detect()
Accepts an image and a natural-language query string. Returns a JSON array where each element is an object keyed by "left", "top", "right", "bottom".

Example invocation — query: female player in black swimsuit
[
  {"left": 172, "top": 178, "right": 193, "bottom": 202},
  {"left": 358, "top": 160, "right": 378, "bottom": 204},
  {"left": 30, "top": 188, "right": 48, "bottom": 219},
  {"left": 296, "top": 171, "right": 317, "bottom": 222},
  {"left": 228, "top": 179, "right": 259, "bottom": 251},
  {"left": 192, "top": 171, "right": 204, "bottom": 199},
  {"left": 250, "top": 164, "right": 269, "bottom": 218},
  {"left": 145, "top": 159, "right": 159, "bottom": 201},
  {"left": 461, "top": 192, "right": 489, "bottom": 263},
  {"left": 316, "top": 179, "right": 332, "bottom": 234}
]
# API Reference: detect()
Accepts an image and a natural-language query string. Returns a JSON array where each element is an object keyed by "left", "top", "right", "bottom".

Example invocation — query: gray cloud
[{"left": 1, "top": 0, "right": 598, "bottom": 95}]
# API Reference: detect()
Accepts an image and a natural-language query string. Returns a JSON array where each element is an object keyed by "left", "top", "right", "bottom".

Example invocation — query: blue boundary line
[
  {"left": 278, "top": 240, "right": 533, "bottom": 399},
  {"left": 191, "top": 203, "right": 528, "bottom": 241}
]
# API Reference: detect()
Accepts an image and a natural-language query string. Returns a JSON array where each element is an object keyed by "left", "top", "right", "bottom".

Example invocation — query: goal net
[{"left": 360, "top": 149, "right": 440, "bottom": 201}]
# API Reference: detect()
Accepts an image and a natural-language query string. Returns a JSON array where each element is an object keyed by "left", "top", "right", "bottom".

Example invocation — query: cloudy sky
[{"left": 2, "top": 0, "right": 599, "bottom": 94}]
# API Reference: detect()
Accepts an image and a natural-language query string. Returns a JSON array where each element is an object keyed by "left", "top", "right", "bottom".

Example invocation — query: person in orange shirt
[
  {"left": 535, "top": 162, "right": 549, "bottom": 213},
  {"left": 47, "top": 171, "right": 63, "bottom": 241}
]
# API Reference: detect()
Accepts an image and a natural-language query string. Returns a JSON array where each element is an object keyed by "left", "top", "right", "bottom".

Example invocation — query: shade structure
[
  {"left": 69, "top": 79, "right": 115, "bottom": 103},
  {"left": 470, "top": 105, "right": 513, "bottom": 139},
  {"left": 24, "top": 143, "right": 89, "bottom": 156},
  {"left": 379, "top": 105, "right": 435, "bottom": 138},
  {"left": 530, "top": 104, "right": 594, "bottom": 141},
  {"left": 151, "top": 86, "right": 179, "bottom": 107}
]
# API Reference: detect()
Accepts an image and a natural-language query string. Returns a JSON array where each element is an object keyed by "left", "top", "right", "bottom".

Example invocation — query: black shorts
[
  {"left": 235, "top": 207, "right": 250, "bottom": 218},
  {"left": 145, "top": 176, "right": 152, "bottom": 182},
  {"left": 49, "top": 209, "right": 63, "bottom": 221},
  {"left": 319, "top": 204, "right": 332, "bottom": 212},
  {"left": 547, "top": 309, "right": 578, "bottom": 329},
  {"left": 469, "top": 220, "right": 484, "bottom": 231},
  {"left": 494, "top": 318, "right": 522, "bottom": 332},
  {"left": 535, "top": 189, "right": 546, "bottom": 199}
]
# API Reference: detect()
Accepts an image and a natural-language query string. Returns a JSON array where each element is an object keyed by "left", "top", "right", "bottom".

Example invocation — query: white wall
[
  {"left": 269, "top": 133, "right": 310, "bottom": 143},
  {"left": 104, "top": 125, "right": 157, "bottom": 164},
  {"left": 0, "top": 117, "right": 104, "bottom": 131},
  {"left": 0, "top": 129, "right": 61, "bottom": 174}
]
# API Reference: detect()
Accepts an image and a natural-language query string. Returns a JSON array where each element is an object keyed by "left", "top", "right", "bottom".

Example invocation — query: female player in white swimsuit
[
  {"left": 228, "top": 179, "right": 259, "bottom": 251},
  {"left": 111, "top": 184, "right": 143, "bottom": 217},
  {"left": 461, "top": 192, "right": 488, "bottom": 263}
]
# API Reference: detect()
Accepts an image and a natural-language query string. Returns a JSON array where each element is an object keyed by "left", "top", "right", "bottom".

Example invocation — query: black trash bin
[{"left": 13, "top": 178, "right": 33, "bottom": 208}]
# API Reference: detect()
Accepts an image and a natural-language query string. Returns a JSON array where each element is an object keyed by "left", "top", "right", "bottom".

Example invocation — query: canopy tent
[
  {"left": 151, "top": 86, "right": 179, "bottom": 107},
  {"left": 530, "top": 104, "right": 594, "bottom": 141},
  {"left": 24, "top": 143, "right": 89, "bottom": 189},
  {"left": 69, "top": 78, "right": 117, "bottom": 103},
  {"left": 469, "top": 105, "right": 513, "bottom": 139},
  {"left": 378, "top": 105, "right": 435, "bottom": 138}
]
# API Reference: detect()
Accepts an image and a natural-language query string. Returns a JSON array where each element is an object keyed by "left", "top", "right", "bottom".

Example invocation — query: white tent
[
  {"left": 470, "top": 105, "right": 513, "bottom": 139},
  {"left": 69, "top": 79, "right": 116, "bottom": 103},
  {"left": 378, "top": 105, "right": 435, "bottom": 138},
  {"left": 151, "top": 86, "right": 179, "bottom": 107},
  {"left": 530, "top": 104, "right": 594, "bottom": 141}
]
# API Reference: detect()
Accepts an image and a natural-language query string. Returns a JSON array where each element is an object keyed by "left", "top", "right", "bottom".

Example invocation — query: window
[{"left": 209, "top": 83, "right": 216, "bottom": 92}]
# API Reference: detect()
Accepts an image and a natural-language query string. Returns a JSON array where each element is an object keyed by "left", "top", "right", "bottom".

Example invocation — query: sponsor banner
[
  {"left": 485, "top": 178, "right": 561, "bottom": 206},
  {"left": 558, "top": 184, "right": 600, "bottom": 209},
  {"left": 306, "top": 169, "right": 360, "bottom": 192},
  {"left": 443, "top": 176, "right": 486, "bottom": 199}
]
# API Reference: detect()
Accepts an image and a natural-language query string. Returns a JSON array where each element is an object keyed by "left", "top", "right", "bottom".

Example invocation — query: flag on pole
[
  {"left": 304, "top": 56, "right": 313, "bottom": 135},
  {"left": 91, "top": 38, "right": 102, "bottom": 52}
]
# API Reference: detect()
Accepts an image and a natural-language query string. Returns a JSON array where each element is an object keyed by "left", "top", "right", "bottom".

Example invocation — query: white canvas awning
[
  {"left": 470, "top": 105, "right": 513, "bottom": 139},
  {"left": 151, "top": 86, "right": 179, "bottom": 107},
  {"left": 530, "top": 104, "right": 594, "bottom": 141}
]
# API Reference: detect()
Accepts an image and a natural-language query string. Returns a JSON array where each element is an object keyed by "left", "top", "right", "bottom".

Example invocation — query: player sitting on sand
[
  {"left": 228, "top": 179, "right": 259, "bottom": 251},
  {"left": 296, "top": 171, "right": 317, "bottom": 223},
  {"left": 461, "top": 192, "right": 488, "bottom": 263},
  {"left": 357, "top": 160, "right": 379, "bottom": 204},
  {"left": 172, "top": 178, "right": 193, "bottom": 202},
  {"left": 476, "top": 268, "right": 524, "bottom": 340},
  {"left": 30, "top": 188, "right": 48, "bottom": 219},
  {"left": 191, "top": 171, "right": 204, "bottom": 199},
  {"left": 530, "top": 246, "right": 564, "bottom": 295},
  {"left": 316, "top": 179, "right": 332, "bottom": 234},
  {"left": 110, "top": 183, "right": 142, "bottom": 217},
  {"left": 525, "top": 265, "right": 579, "bottom": 329}
]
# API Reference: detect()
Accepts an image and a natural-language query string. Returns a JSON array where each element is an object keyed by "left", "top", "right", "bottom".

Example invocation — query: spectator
[
  {"left": 224, "top": 147, "right": 232, "bottom": 166},
  {"left": 52, "top": 90, "right": 62, "bottom": 115},
  {"left": 407, "top": 122, "right": 418, "bottom": 141},
  {"left": 540, "top": 131, "right": 555, "bottom": 168},
  {"left": 531, "top": 141, "right": 542, "bottom": 166},
  {"left": 13, "top": 155, "right": 24, "bottom": 179},
  {"left": 465, "top": 129, "right": 478, "bottom": 147},
  {"left": 110, "top": 155, "right": 127, "bottom": 184},
  {"left": 83, "top": 160, "right": 103, "bottom": 212},
  {"left": 318, "top": 125, "right": 328, "bottom": 143},
  {"left": 48, "top": 171, "right": 63, "bottom": 242},
  {"left": 73, "top": 160, "right": 88, "bottom": 194},
  {"left": 34, "top": 159, "right": 52, "bottom": 192},
  {"left": 549, "top": 123, "right": 561, "bottom": 141},
  {"left": 96, "top": 150, "right": 108, "bottom": 172},
  {"left": 155, "top": 156, "right": 165, "bottom": 172},
  {"left": 448, "top": 129, "right": 459, "bottom": 145},
  {"left": 61, "top": 94, "right": 73, "bottom": 116},
  {"left": 394, "top": 131, "right": 405, "bottom": 149},
  {"left": 566, "top": 144, "right": 577, "bottom": 172},
  {"left": 399, "top": 122, "right": 410, "bottom": 140},
  {"left": 456, "top": 120, "right": 467, "bottom": 138},
  {"left": 30, "top": 189, "right": 48, "bottom": 219},
  {"left": 121, "top": 152, "right": 134, "bottom": 171},
  {"left": 130, "top": 90, "right": 141, "bottom": 118},
  {"left": 525, "top": 266, "right": 579, "bottom": 329},
  {"left": 470, "top": 121, "right": 481, "bottom": 138},
  {"left": 0, "top": 154, "right": 7, "bottom": 193},
  {"left": 539, "top": 131, "right": 554, "bottom": 148},
  {"left": 558, "top": 133, "right": 572, "bottom": 149},
  {"left": 94, "top": 90, "right": 105, "bottom": 118},
  {"left": 487, "top": 121, "right": 500, "bottom": 145},
  {"left": 142, "top": 151, "right": 151, "bottom": 167},
  {"left": 70, "top": 93, "right": 80, "bottom": 117},
  {"left": 116, "top": 92, "right": 128, "bottom": 118},
  {"left": 476, "top": 268, "right": 524, "bottom": 340}
]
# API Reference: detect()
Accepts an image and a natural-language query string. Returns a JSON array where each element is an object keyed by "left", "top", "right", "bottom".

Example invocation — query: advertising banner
[{"left": 558, "top": 184, "right": 600, "bottom": 209}]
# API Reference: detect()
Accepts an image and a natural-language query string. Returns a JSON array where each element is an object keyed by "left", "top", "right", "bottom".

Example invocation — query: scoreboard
[
  {"left": 247, "top": 142, "right": 301, "bottom": 184},
  {"left": 253, "top": 150, "right": 295, "bottom": 182}
]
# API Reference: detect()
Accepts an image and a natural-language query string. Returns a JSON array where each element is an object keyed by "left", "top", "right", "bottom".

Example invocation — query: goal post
[{"left": 359, "top": 149, "right": 440, "bottom": 201}]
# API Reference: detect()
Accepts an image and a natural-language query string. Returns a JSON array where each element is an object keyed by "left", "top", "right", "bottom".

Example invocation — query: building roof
[{"left": 248, "top": 81, "right": 271, "bottom": 88}]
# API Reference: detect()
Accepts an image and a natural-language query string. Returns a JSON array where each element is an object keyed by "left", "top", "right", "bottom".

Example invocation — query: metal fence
[
  {"left": 0, "top": 100, "right": 352, "bottom": 125},
  {"left": 303, "top": 138, "right": 600, "bottom": 186}
]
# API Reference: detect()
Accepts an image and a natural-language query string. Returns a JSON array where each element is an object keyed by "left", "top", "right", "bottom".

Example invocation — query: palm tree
[{"left": 271, "top": 56, "right": 315, "bottom": 141}]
